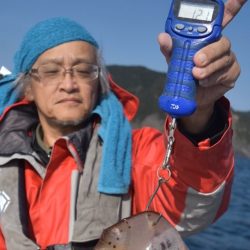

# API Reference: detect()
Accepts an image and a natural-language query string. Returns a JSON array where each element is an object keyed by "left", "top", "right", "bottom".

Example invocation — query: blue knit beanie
[{"left": 14, "top": 17, "right": 99, "bottom": 74}]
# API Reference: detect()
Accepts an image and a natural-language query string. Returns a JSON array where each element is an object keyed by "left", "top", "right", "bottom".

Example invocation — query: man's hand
[{"left": 158, "top": 0, "right": 247, "bottom": 134}]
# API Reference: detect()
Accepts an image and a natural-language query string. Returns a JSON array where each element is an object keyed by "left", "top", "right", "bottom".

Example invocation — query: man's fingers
[
  {"left": 222, "top": 0, "right": 247, "bottom": 28},
  {"left": 194, "top": 37, "right": 231, "bottom": 67},
  {"left": 196, "top": 52, "right": 240, "bottom": 88},
  {"left": 157, "top": 32, "right": 173, "bottom": 63},
  {"left": 193, "top": 49, "right": 233, "bottom": 80}
]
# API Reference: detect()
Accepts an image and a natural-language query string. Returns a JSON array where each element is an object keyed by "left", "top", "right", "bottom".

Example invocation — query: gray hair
[
  {"left": 14, "top": 47, "right": 110, "bottom": 98},
  {"left": 96, "top": 49, "right": 110, "bottom": 95}
]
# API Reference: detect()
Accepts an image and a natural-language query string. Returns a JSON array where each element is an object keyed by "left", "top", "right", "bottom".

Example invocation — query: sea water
[{"left": 185, "top": 156, "right": 250, "bottom": 250}]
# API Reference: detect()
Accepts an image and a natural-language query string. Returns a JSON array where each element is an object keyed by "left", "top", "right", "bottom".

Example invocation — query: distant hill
[
  {"left": 107, "top": 65, "right": 250, "bottom": 158},
  {"left": 232, "top": 111, "right": 250, "bottom": 158}
]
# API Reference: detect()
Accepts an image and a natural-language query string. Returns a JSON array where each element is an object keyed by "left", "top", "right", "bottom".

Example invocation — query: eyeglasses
[{"left": 29, "top": 62, "right": 99, "bottom": 84}]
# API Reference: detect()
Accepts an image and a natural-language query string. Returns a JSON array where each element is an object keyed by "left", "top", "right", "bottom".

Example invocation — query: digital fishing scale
[{"left": 158, "top": 0, "right": 224, "bottom": 117}]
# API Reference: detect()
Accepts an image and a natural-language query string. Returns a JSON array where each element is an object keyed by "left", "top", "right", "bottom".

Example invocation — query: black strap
[{"left": 46, "top": 240, "right": 99, "bottom": 250}]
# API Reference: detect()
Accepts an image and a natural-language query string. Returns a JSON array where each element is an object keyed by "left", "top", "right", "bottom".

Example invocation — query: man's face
[{"left": 25, "top": 41, "right": 99, "bottom": 127}]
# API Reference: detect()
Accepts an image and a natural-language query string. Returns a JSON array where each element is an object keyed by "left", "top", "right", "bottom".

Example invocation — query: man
[{"left": 0, "top": 1, "right": 246, "bottom": 249}]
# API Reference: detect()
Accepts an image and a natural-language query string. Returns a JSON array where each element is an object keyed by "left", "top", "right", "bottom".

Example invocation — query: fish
[{"left": 95, "top": 211, "right": 188, "bottom": 250}]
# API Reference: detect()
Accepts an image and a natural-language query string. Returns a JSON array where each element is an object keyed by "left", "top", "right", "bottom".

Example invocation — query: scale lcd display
[{"left": 178, "top": 1, "right": 215, "bottom": 21}]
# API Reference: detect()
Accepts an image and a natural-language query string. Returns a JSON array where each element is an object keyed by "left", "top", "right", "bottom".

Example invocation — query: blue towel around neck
[
  {"left": 93, "top": 92, "right": 132, "bottom": 194},
  {"left": 0, "top": 74, "right": 20, "bottom": 114}
]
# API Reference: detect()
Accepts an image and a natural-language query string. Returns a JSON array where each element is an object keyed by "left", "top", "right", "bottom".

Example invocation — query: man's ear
[{"left": 24, "top": 84, "right": 34, "bottom": 101}]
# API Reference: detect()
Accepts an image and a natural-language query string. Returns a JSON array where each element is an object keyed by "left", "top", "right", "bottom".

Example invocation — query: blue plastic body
[{"left": 158, "top": 0, "right": 224, "bottom": 117}]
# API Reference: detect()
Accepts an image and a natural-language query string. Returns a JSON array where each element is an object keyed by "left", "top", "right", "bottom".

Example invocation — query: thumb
[
  {"left": 222, "top": 0, "right": 247, "bottom": 28},
  {"left": 157, "top": 32, "right": 173, "bottom": 63}
]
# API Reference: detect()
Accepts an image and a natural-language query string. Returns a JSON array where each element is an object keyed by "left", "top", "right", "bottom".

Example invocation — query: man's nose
[{"left": 60, "top": 70, "right": 78, "bottom": 91}]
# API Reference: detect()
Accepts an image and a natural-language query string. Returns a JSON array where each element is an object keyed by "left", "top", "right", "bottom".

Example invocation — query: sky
[{"left": 0, "top": 0, "right": 249, "bottom": 111}]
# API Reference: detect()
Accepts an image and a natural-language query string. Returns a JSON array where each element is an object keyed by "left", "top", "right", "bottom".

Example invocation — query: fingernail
[
  {"left": 195, "top": 68, "right": 206, "bottom": 78},
  {"left": 197, "top": 53, "right": 207, "bottom": 65}
]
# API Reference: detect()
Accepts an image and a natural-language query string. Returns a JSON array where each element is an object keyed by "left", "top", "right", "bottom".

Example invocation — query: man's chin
[{"left": 49, "top": 117, "right": 86, "bottom": 127}]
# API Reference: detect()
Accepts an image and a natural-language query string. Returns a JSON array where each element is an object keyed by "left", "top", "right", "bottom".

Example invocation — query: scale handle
[{"left": 158, "top": 37, "right": 210, "bottom": 117}]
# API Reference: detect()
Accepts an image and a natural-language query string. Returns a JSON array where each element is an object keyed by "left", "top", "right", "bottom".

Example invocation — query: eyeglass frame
[{"left": 27, "top": 62, "right": 100, "bottom": 84}]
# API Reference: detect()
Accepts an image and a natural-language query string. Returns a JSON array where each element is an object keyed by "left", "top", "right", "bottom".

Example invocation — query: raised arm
[{"left": 157, "top": 0, "right": 247, "bottom": 135}]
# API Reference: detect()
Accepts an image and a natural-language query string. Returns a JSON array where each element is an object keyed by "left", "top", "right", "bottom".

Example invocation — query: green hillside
[
  {"left": 107, "top": 65, "right": 250, "bottom": 158},
  {"left": 232, "top": 111, "right": 250, "bottom": 157}
]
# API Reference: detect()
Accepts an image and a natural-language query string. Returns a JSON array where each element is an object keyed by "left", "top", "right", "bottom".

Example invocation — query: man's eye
[
  {"left": 77, "top": 69, "right": 90, "bottom": 74},
  {"left": 43, "top": 69, "right": 60, "bottom": 75},
  {"left": 39, "top": 64, "right": 61, "bottom": 74},
  {"left": 76, "top": 67, "right": 92, "bottom": 76}
]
